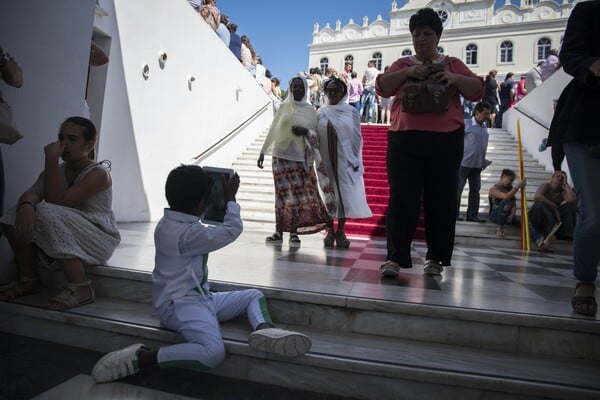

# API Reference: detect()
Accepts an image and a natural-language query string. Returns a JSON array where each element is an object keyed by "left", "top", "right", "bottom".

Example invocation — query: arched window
[
  {"left": 500, "top": 41, "right": 513, "bottom": 63},
  {"left": 436, "top": 9, "right": 449, "bottom": 24},
  {"left": 372, "top": 52, "right": 383, "bottom": 70},
  {"left": 465, "top": 44, "right": 478, "bottom": 65},
  {"left": 320, "top": 57, "right": 329, "bottom": 73},
  {"left": 537, "top": 37, "right": 551, "bottom": 61},
  {"left": 401, "top": 49, "right": 412, "bottom": 56},
  {"left": 437, "top": 46, "right": 444, "bottom": 54},
  {"left": 344, "top": 55, "right": 354, "bottom": 63}
]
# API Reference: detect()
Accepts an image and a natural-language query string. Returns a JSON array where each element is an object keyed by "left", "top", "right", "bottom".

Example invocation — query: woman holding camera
[{"left": 376, "top": 8, "right": 484, "bottom": 277}]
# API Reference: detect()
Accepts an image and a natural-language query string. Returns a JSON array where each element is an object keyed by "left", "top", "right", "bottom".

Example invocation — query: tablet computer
[{"left": 202, "top": 166, "right": 235, "bottom": 224}]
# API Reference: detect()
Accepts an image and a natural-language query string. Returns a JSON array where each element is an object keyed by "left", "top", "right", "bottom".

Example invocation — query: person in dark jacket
[{"left": 549, "top": 0, "right": 600, "bottom": 316}]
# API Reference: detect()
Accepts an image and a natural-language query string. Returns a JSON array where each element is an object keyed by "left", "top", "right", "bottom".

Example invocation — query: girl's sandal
[
  {"left": 335, "top": 231, "right": 350, "bottom": 249},
  {"left": 0, "top": 277, "right": 42, "bottom": 301},
  {"left": 44, "top": 280, "right": 95, "bottom": 311},
  {"left": 265, "top": 232, "right": 283, "bottom": 243},
  {"left": 323, "top": 231, "right": 335, "bottom": 248},
  {"left": 571, "top": 282, "right": 597, "bottom": 317}
]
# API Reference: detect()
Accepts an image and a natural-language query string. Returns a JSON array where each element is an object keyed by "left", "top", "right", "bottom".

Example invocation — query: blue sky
[
  {"left": 218, "top": 0, "right": 538, "bottom": 90},
  {"left": 219, "top": 0, "right": 392, "bottom": 89}
]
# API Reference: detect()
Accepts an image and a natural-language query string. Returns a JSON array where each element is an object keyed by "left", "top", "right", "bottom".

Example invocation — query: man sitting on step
[
  {"left": 91, "top": 165, "right": 311, "bottom": 383},
  {"left": 457, "top": 101, "right": 492, "bottom": 223},
  {"left": 528, "top": 170, "right": 577, "bottom": 241},
  {"left": 488, "top": 169, "right": 548, "bottom": 251}
]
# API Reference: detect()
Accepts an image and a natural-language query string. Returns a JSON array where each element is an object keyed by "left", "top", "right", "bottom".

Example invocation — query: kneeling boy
[{"left": 92, "top": 165, "right": 311, "bottom": 382}]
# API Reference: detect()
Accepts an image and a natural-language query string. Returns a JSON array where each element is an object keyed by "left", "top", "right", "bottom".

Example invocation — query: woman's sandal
[
  {"left": 571, "top": 282, "right": 597, "bottom": 317},
  {"left": 0, "top": 277, "right": 42, "bottom": 301},
  {"left": 265, "top": 232, "right": 283, "bottom": 243},
  {"left": 289, "top": 233, "right": 301, "bottom": 245},
  {"left": 323, "top": 231, "right": 335, "bottom": 248},
  {"left": 335, "top": 231, "right": 350, "bottom": 249},
  {"left": 45, "top": 280, "right": 95, "bottom": 311}
]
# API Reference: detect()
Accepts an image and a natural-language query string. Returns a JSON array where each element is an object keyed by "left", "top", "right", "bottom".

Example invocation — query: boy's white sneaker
[
  {"left": 248, "top": 328, "right": 311, "bottom": 358},
  {"left": 92, "top": 343, "right": 146, "bottom": 383}
]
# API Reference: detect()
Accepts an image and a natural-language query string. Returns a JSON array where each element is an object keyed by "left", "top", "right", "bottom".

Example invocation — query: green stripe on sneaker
[
  {"left": 258, "top": 296, "right": 273, "bottom": 324},
  {"left": 159, "top": 360, "right": 210, "bottom": 371}
]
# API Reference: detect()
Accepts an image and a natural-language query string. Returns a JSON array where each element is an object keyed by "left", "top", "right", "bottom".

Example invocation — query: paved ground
[{"left": 108, "top": 224, "right": 595, "bottom": 320}]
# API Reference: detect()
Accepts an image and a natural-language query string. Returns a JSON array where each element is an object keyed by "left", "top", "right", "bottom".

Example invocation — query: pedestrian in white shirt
[{"left": 457, "top": 102, "right": 492, "bottom": 222}]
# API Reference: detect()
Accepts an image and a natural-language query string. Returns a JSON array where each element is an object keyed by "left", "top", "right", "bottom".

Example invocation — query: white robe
[{"left": 317, "top": 98, "right": 372, "bottom": 219}]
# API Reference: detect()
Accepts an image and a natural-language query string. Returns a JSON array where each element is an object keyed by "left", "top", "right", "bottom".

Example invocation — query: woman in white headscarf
[
  {"left": 317, "top": 78, "right": 372, "bottom": 248},
  {"left": 257, "top": 76, "right": 334, "bottom": 245}
]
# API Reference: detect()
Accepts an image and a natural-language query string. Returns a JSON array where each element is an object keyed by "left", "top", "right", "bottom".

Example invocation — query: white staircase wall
[
  {"left": 502, "top": 69, "right": 572, "bottom": 176},
  {"left": 0, "top": 0, "right": 272, "bottom": 224},
  {"left": 96, "top": 0, "right": 273, "bottom": 222},
  {"left": 0, "top": 0, "right": 97, "bottom": 213}
]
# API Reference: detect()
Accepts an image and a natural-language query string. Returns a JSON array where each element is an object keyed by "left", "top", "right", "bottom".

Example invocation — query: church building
[{"left": 308, "top": 0, "right": 574, "bottom": 77}]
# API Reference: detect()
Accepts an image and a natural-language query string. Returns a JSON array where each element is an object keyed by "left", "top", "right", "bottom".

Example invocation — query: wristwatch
[{"left": 0, "top": 53, "right": 10, "bottom": 68}]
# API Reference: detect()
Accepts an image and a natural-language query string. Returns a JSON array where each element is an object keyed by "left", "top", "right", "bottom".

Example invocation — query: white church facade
[{"left": 308, "top": 0, "right": 574, "bottom": 78}]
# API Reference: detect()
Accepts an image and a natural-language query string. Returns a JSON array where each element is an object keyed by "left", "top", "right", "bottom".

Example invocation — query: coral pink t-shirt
[{"left": 376, "top": 55, "right": 484, "bottom": 133}]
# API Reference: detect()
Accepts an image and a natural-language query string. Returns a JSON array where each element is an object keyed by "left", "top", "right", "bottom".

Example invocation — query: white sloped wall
[
  {"left": 0, "top": 0, "right": 97, "bottom": 212},
  {"left": 96, "top": 0, "right": 272, "bottom": 221},
  {"left": 502, "top": 69, "right": 571, "bottom": 175}
]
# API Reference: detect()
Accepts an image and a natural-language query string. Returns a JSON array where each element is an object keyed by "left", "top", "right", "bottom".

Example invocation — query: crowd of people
[
  {"left": 188, "top": 0, "right": 285, "bottom": 109},
  {"left": 0, "top": 2, "right": 597, "bottom": 385},
  {"left": 483, "top": 47, "right": 561, "bottom": 129}
]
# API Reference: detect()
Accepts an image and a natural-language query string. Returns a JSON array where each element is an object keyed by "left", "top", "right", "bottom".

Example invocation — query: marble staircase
[
  {"left": 1, "top": 265, "right": 598, "bottom": 400},
  {"left": 233, "top": 126, "right": 567, "bottom": 251}
]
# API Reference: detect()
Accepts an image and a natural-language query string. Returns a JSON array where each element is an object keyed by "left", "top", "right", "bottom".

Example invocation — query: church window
[
  {"left": 500, "top": 41, "right": 513, "bottom": 63},
  {"left": 402, "top": 49, "right": 412, "bottom": 56},
  {"left": 320, "top": 57, "right": 329, "bottom": 73},
  {"left": 465, "top": 44, "right": 478, "bottom": 65},
  {"left": 437, "top": 46, "right": 444, "bottom": 54},
  {"left": 372, "top": 52, "right": 383, "bottom": 70},
  {"left": 344, "top": 55, "right": 354, "bottom": 64},
  {"left": 436, "top": 9, "right": 449, "bottom": 24},
  {"left": 537, "top": 38, "right": 551, "bottom": 61}
]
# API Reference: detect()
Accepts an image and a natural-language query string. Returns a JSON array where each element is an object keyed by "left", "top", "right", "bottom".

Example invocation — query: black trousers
[
  {"left": 0, "top": 146, "right": 4, "bottom": 216},
  {"left": 386, "top": 129, "right": 464, "bottom": 267}
]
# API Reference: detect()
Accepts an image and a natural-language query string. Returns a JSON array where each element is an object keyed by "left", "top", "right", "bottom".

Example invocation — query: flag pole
[{"left": 516, "top": 119, "right": 530, "bottom": 251}]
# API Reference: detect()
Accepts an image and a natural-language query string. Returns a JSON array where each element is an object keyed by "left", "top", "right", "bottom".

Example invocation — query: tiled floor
[{"left": 108, "top": 222, "right": 599, "bottom": 321}]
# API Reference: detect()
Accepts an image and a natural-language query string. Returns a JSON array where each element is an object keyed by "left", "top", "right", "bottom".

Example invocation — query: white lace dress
[{"left": 0, "top": 162, "right": 121, "bottom": 266}]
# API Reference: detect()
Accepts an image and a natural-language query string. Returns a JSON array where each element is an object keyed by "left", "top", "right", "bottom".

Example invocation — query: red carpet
[{"left": 343, "top": 125, "right": 425, "bottom": 239}]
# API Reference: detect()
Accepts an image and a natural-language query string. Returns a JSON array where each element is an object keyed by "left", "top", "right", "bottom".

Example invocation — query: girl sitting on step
[{"left": 0, "top": 116, "right": 120, "bottom": 310}]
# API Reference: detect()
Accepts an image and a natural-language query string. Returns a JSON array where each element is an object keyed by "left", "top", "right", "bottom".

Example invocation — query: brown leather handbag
[{"left": 401, "top": 62, "right": 451, "bottom": 114}]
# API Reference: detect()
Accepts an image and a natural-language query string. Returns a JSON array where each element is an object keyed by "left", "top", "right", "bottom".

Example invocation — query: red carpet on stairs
[{"left": 342, "top": 124, "right": 425, "bottom": 240}]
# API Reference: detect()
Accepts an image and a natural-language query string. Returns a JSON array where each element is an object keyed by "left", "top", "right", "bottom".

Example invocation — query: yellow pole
[{"left": 516, "top": 119, "right": 530, "bottom": 251}]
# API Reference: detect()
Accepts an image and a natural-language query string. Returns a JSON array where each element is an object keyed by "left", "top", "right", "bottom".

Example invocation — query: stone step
[
  {"left": 232, "top": 126, "right": 556, "bottom": 249},
  {"left": 1, "top": 274, "right": 598, "bottom": 400}
]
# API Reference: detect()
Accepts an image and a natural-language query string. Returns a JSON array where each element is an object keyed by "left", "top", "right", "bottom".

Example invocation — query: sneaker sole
[
  {"left": 248, "top": 332, "right": 311, "bottom": 358},
  {"left": 380, "top": 268, "right": 399, "bottom": 278},
  {"left": 91, "top": 343, "right": 144, "bottom": 383},
  {"left": 423, "top": 267, "right": 443, "bottom": 276}
]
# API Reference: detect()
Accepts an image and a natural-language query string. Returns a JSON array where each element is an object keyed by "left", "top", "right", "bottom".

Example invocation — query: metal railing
[{"left": 192, "top": 102, "right": 272, "bottom": 162}]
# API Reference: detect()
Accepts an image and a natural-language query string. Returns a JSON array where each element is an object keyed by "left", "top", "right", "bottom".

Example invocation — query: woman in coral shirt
[{"left": 376, "top": 8, "right": 484, "bottom": 278}]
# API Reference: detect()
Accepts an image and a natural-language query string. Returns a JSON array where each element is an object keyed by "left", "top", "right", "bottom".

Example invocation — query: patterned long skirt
[{"left": 272, "top": 157, "right": 331, "bottom": 234}]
